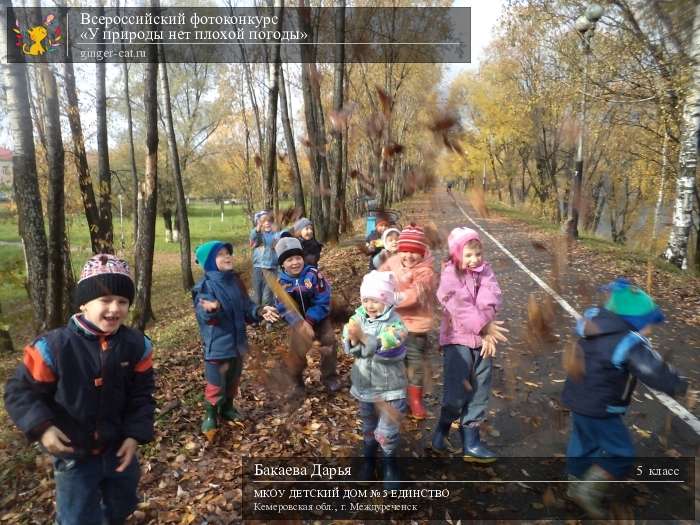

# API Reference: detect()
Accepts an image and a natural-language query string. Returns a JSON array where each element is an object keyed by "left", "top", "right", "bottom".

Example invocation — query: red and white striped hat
[{"left": 397, "top": 224, "right": 427, "bottom": 256}]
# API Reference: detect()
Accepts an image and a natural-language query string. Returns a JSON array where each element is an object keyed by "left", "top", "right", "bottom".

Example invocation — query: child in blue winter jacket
[
  {"left": 249, "top": 211, "right": 281, "bottom": 306},
  {"left": 273, "top": 237, "right": 340, "bottom": 393},
  {"left": 4, "top": 254, "right": 155, "bottom": 525},
  {"left": 193, "top": 241, "right": 278, "bottom": 433},
  {"left": 343, "top": 270, "right": 408, "bottom": 490},
  {"left": 562, "top": 278, "right": 687, "bottom": 518}
]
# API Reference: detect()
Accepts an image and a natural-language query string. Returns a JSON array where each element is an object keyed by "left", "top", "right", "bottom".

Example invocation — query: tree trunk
[
  {"left": 132, "top": 12, "right": 159, "bottom": 332},
  {"left": 39, "top": 64, "right": 65, "bottom": 329},
  {"left": 64, "top": 62, "right": 101, "bottom": 254},
  {"left": 95, "top": 5, "right": 113, "bottom": 253},
  {"left": 122, "top": 59, "right": 139, "bottom": 244},
  {"left": 158, "top": 54, "right": 194, "bottom": 290},
  {"left": 327, "top": 0, "right": 346, "bottom": 243},
  {"left": 279, "top": 65, "right": 305, "bottom": 216},
  {"left": 263, "top": 1, "right": 283, "bottom": 211},
  {"left": 1, "top": 1, "right": 48, "bottom": 331},
  {"left": 664, "top": 1, "right": 700, "bottom": 269}
]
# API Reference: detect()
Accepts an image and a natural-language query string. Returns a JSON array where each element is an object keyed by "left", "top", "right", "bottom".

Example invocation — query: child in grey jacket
[{"left": 343, "top": 271, "right": 408, "bottom": 489}]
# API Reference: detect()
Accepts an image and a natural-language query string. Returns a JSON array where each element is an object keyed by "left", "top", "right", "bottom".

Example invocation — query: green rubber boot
[
  {"left": 201, "top": 403, "right": 219, "bottom": 433},
  {"left": 219, "top": 398, "right": 243, "bottom": 422}
]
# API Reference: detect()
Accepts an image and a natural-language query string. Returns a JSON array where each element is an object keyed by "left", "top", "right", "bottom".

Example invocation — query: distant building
[{"left": 0, "top": 147, "right": 12, "bottom": 201}]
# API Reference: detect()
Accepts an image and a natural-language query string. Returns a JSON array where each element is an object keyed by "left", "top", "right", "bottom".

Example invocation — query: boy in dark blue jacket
[
  {"left": 562, "top": 278, "right": 687, "bottom": 518},
  {"left": 193, "top": 241, "right": 278, "bottom": 433},
  {"left": 4, "top": 254, "right": 155, "bottom": 525},
  {"left": 274, "top": 237, "right": 340, "bottom": 393}
]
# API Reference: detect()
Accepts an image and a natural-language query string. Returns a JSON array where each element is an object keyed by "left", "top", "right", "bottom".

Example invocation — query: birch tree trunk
[
  {"left": 158, "top": 53, "right": 194, "bottom": 290},
  {"left": 664, "top": 1, "right": 700, "bottom": 269},
  {"left": 1, "top": 1, "right": 48, "bottom": 330}
]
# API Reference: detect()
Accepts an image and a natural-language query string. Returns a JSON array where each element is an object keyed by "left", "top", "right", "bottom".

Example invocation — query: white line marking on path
[{"left": 451, "top": 197, "right": 700, "bottom": 437}]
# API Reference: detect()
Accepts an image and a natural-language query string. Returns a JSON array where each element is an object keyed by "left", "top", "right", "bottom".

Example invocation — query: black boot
[
  {"left": 430, "top": 419, "right": 453, "bottom": 453},
  {"left": 358, "top": 440, "right": 378, "bottom": 481},
  {"left": 460, "top": 425, "right": 497, "bottom": 463},
  {"left": 382, "top": 453, "right": 401, "bottom": 491}
]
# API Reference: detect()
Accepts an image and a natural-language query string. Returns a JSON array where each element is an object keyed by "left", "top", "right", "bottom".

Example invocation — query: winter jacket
[
  {"left": 437, "top": 260, "right": 502, "bottom": 348},
  {"left": 342, "top": 305, "right": 408, "bottom": 402},
  {"left": 249, "top": 229, "right": 281, "bottom": 268},
  {"left": 275, "top": 265, "right": 331, "bottom": 326},
  {"left": 562, "top": 307, "right": 687, "bottom": 418},
  {"left": 192, "top": 270, "right": 262, "bottom": 360},
  {"left": 300, "top": 237, "right": 323, "bottom": 268},
  {"left": 4, "top": 315, "right": 155, "bottom": 456},
  {"left": 372, "top": 249, "right": 396, "bottom": 271},
  {"left": 380, "top": 252, "right": 438, "bottom": 333}
]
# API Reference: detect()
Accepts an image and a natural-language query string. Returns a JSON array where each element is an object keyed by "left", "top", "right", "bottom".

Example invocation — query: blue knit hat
[
  {"left": 602, "top": 278, "right": 665, "bottom": 330},
  {"left": 195, "top": 241, "right": 233, "bottom": 272}
]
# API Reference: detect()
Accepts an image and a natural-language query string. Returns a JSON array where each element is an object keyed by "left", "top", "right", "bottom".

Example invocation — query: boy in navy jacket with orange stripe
[{"left": 4, "top": 254, "right": 155, "bottom": 525}]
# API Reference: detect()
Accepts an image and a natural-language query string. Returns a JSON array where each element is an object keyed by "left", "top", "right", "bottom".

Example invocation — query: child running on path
[
  {"left": 431, "top": 227, "right": 508, "bottom": 462},
  {"left": 249, "top": 211, "right": 281, "bottom": 306},
  {"left": 343, "top": 271, "right": 408, "bottom": 489},
  {"left": 380, "top": 224, "right": 438, "bottom": 419},
  {"left": 193, "top": 241, "right": 278, "bottom": 433},
  {"left": 273, "top": 237, "right": 341, "bottom": 393},
  {"left": 4, "top": 254, "right": 155, "bottom": 525},
  {"left": 562, "top": 278, "right": 687, "bottom": 518}
]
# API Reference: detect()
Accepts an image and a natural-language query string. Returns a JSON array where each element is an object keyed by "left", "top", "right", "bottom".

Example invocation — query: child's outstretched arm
[
  {"left": 395, "top": 267, "right": 437, "bottom": 308},
  {"left": 621, "top": 336, "right": 688, "bottom": 397}
]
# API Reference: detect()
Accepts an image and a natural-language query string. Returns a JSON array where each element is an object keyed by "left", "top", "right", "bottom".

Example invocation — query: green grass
[{"left": 486, "top": 199, "right": 690, "bottom": 277}]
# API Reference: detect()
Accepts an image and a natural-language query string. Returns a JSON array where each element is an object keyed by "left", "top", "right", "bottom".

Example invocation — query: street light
[{"left": 566, "top": 3, "right": 604, "bottom": 240}]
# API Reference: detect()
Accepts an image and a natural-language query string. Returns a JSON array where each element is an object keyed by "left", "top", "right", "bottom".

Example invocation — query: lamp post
[{"left": 566, "top": 3, "right": 604, "bottom": 240}]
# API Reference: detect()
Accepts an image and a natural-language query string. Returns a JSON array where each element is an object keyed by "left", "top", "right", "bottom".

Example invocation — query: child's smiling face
[
  {"left": 215, "top": 246, "right": 234, "bottom": 272},
  {"left": 384, "top": 233, "right": 399, "bottom": 253},
  {"left": 82, "top": 295, "right": 129, "bottom": 333},
  {"left": 399, "top": 251, "right": 424, "bottom": 268},
  {"left": 282, "top": 255, "right": 304, "bottom": 276},
  {"left": 461, "top": 242, "right": 483, "bottom": 270},
  {"left": 362, "top": 297, "right": 386, "bottom": 318}
]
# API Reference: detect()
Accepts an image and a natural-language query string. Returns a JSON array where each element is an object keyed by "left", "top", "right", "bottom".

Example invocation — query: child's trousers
[
  {"left": 252, "top": 266, "right": 275, "bottom": 306},
  {"left": 53, "top": 451, "right": 139, "bottom": 525},
  {"left": 359, "top": 399, "right": 407, "bottom": 455},
  {"left": 204, "top": 357, "right": 243, "bottom": 406},
  {"left": 566, "top": 412, "right": 634, "bottom": 479},
  {"left": 439, "top": 344, "right": 492, "bottom": 425},
  {"left": 405, "top": 333, "right": 429, "bottom": 387}
]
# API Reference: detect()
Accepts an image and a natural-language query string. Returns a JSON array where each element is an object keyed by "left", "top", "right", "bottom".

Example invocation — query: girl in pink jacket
[{"left": 430, "top": 227, "right": 507, "bottom": 462}]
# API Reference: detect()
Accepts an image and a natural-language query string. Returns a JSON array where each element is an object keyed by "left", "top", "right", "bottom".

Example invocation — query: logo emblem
[{"left": 13, "top": 14, "right": 62, "bottom": 56}]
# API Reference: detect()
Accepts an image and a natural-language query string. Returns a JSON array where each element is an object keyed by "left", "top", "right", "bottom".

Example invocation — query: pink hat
[
  {"left": 448, "top": 227, "right": 481, "bottom": 264},
  {"left": 360, "top": 271, "right": 396, "bottom": 306}
]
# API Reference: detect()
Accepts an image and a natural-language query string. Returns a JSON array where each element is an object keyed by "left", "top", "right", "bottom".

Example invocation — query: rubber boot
[
  {"left": 358, "top": 440, "right": 379, "bottom": 481},
  {"left": 382, "top": 453, "right": 401, "bottom": 491},
  {"left": 407, "top": 385, "right": 427, "bottom": 419},
  {"left": 201, "top": 403, "right": 219, "bottom": 433},
  {"left": 460, "top": 425, "right": 497, "bottom": 463},
  {"left": 219, "top": 398, "right": 242, "bottom": 422},
  {"left": 566, "top": 465, "right": 610, "bottom": 518},
  {"left": 430, "top": 418, "right": 453, "bottom": 454}
]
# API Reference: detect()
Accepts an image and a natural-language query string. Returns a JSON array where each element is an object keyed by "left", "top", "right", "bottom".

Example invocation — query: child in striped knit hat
[
  {"left": 4, "top": 254, "right": 155, "bottom": 525},
  {"left": 379, "top": 223, "right": 438, "bottom": 419}
]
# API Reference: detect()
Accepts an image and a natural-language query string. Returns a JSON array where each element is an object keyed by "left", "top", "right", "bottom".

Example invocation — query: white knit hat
[{"left": 360, "top": 271, "right": 397, "bottom": 306}]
